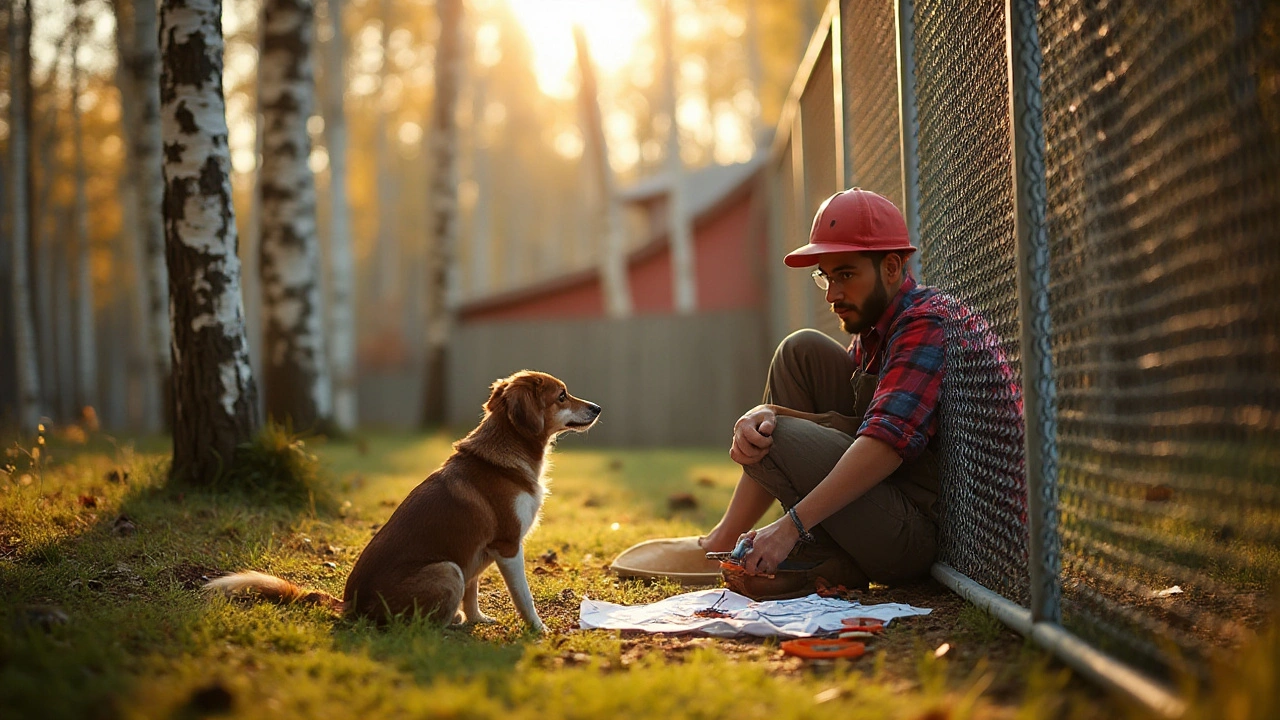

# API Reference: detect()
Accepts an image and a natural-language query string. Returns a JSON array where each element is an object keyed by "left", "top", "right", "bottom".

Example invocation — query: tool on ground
[{"left": 780, "top": 637, "right": 867, "bottom": 659}]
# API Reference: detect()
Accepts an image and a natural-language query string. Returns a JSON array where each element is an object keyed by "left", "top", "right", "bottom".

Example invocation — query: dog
[{"left": 205, "top": 370, "right": 601, "bottom": 632}]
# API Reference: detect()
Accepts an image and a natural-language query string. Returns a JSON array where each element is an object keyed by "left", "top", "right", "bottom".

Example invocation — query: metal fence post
[
  {"left": 1006, "top": 0, "right": 1061, "bottom": 627},
  {"left": 894, "top": 0, "right": 922, "bottom": 279}
]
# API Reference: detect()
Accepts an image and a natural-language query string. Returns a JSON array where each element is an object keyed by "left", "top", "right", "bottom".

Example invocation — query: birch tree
[
  {"left": 373, "top": 0, "right": 399, "bottom": 313},
  {"left": 124, "top": 0, "right": 171, "bottom": 429},
  {"left": 321, "top": 0, "right": 356, "bottom": 431},
  {"left": 112, "top": 0, "right": 166, "bottom": 431},
  {"left": 660, "top": 0, "right": 696, "bottom": 314},
  {"left": 160, "top": 0, "right": 260, "bottom": 482},
  {"left": 70, "top": 2, "right": 99, "bottom": 415},
  {"left": 573, "top": 24, "right": 631, "bottom": 318},
  {"left": 419, "top": 0, "right": 461, "bottom": 427},
  {"left": 258, "top": 0, "right": 333, "bottom": 431},
  {"left": 8, "top": 0, "right": 42, "bottom": 432}
]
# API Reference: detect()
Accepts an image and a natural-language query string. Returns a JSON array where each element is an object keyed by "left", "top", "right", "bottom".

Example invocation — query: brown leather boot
[{"left": 722, "top": 542, "right": 868, "bottom": 601}]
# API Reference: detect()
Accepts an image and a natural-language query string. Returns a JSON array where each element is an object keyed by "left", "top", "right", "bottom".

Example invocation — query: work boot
[{"left": 722, "top": 541, "right": 868, "bottom": 601}]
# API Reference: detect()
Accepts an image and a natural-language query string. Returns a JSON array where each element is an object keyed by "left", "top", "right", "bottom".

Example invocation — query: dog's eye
[{"left": 558, "top": 390, "right": 567, "bottom": 402}]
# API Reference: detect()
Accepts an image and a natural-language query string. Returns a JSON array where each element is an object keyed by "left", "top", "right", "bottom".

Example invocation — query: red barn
[
  {"left": 446, "top": 157, "right": 777, "bottom": 446},
  {"left": 458, "top": 158, "right": 767, "bottom": 322}
]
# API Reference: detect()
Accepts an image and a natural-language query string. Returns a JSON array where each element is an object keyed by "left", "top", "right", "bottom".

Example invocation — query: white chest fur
[{"left": 514, "top": 486, "right": 544, "bottom": 539}]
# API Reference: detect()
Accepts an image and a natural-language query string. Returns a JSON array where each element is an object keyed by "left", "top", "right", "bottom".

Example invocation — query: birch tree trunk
[
  {"left": 131, "top": 0, "right": 171, "bottom": 428},
  {"left": 660, "top": 0, "right": 696, "bottom": 314},
  {"left": 7, "top": 0, "right": 42, "bottom": 432},
  {"left": 321, "top": 0, "right": 356, "bottom": 431},
  {"left": 112, "top": 0, "right": 164, "bottom": 432},
  {"left": 573, "top": 25, "right": 631, "bottom": 318},
  {"left": 160, "top": 0, "right": 260, "bottom": 483},
  {"left": 258, "top": 0, "right": 333, "bottom": 431},
  {"left": 468, "top": 76, "right": 492, "bottom": 298},
  {"left": 70, "top": 4, "right": 99, "bottom": 416},
  {"left": 373, "top": 0, "right": 399, "bottom": 312},
  {"left": 419, "top": 0, "right": 461, "bottom": 427}
]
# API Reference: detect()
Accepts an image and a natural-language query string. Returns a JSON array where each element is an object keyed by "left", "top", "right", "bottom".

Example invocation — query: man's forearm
[{"left": 791, "top": 435, "right": 902, "bottom": 530}]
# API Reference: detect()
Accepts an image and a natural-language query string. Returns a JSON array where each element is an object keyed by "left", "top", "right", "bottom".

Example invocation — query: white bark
[
  {"left": 468, "top": 75, "right": 491, "bottom": 298},
  {"left": 113, "top": 0, "right": 164, "bottom": 431},
  {"left": 132, "top": 0, "right": 172, "bottom": 419},
  {"left": 373, "top": 0, "right": 399, "bottom": 309},
  {"left": 420, "top": 0, "right": 462, "bottom": 426},
  {"left": 573, "top": 24, "right": 632, "bottom": 318},
  {"left": 660, "top": 0, "right": 696, "bottom": 314},
  {"left": 322, "top": 0, "right": 356, "bottom": 431},
  {"left": 160, "top": 0, "right": 260, "bottom": 479},
  {"left": 71, "top": 7, "right": 99, "bottom": 414},
  {"left": 258, "top": 0, "right": 333, "bottom": 429},
  {"left": 8, "top": 0, "right": 42, "bottom": 432}
]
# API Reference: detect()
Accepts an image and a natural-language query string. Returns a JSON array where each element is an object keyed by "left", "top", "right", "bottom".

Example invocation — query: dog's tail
[{"left": 204, "top": 571, "right": 344, "bottom": 613}]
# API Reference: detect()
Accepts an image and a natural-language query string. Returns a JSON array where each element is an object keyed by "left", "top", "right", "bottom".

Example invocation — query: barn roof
[{"left": 457, "top": 154, "right": 765, "bottom": 317}]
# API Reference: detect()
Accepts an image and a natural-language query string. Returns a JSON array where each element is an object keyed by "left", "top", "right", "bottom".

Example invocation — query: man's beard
[{"left": 833, "top": 276, "right": 889, "bottom": 335}]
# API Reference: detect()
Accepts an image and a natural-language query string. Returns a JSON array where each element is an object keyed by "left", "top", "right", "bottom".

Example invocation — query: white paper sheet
[{"left": 578, "top": 588, "right": 931, "bottom": 638}]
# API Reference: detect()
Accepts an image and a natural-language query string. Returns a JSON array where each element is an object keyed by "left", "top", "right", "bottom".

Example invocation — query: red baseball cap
[{"left": 783, "top": 188, "right": 917, "bottom": 268}]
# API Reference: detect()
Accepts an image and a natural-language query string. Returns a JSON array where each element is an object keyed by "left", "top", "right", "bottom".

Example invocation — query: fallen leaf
[
  {"left": 1153, "top": 585, "right": 1183, "bottom": 598},
  {"left": 814, "top": 687, "right": 843, "bottom": 703},
  {"left": 667, "top": 493, "right": 699, "bottom": 511}
]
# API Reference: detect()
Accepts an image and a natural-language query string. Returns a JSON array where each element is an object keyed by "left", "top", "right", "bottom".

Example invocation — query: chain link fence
[
  {"left": 764, "top": 0, "right": 1279, "bottom": 708},
  {"left": 1039, "top": 0, "right": 1280, "bottom": 679}
]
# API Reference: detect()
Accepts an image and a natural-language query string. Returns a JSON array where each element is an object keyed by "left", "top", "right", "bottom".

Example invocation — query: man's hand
[
  {"left": 739, "top": 518, "right": 799, "bottom": 575},
  {"left": 730, "top": 405, "right": 778, "bottom": 466}
]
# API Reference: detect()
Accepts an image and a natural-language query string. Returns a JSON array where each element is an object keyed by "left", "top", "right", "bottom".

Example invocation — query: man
[{"left": 700, "top": 188, "right": 951, "bottom": 598}]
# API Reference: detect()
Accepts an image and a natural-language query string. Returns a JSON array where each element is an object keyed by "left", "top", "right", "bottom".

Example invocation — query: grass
[{"left": 0, "top": 427, "right": 1264, "bottom": 719}]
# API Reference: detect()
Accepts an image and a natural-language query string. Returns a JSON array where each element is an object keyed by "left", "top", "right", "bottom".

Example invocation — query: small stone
[
  {"left": 322, "top": 561, "right": 338, "bottom": 569},
  {"left": 186, "top": 681, "right": 234, "bottom": 714},
  {"left": 112, "top": 515, "right": 137, "bottom": 537},
  {"left": 12, "top": 605, "right": 69, "bottom": 633}
]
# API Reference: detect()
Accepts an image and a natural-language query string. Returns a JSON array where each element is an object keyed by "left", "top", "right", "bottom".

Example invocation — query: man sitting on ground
[{"left": 700, "top": 188, "right": 964, "bottom": 599}]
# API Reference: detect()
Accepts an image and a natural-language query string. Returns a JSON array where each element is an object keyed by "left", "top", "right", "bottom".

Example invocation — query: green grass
[{"left": 1, "top": 428, "right": 1249, "bottom": 719}]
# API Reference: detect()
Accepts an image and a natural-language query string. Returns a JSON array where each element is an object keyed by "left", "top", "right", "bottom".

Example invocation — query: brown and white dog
[{"left": 205, "top": 370, "right": 600, "bottom": 632}]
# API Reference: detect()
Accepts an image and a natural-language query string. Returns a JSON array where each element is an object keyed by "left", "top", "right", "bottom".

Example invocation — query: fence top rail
[{"left": 768, "top": 0, "right": 839, "bottom": 167}]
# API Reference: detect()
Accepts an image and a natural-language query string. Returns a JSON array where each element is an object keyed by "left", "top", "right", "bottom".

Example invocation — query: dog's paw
[
  {"left": 466, "top": 613, "right": 499, "bottom": 625},
  {"left": 527, "top": 619, "right": 547, "bottom": 635}
]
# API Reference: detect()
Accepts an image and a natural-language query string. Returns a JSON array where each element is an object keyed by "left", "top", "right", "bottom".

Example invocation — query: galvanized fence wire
[
  {"left": 1039, "top": 0, "right": 1280, "bottom": 677},
  {"left": 840, "top": 0, "right": 903, "bottom": 207},
  {"left": 910, "top": 0, "right": 1031, "bottom": 606},
  {"left": 767, "top": 0, "right": 1279, "bottom": 690}
]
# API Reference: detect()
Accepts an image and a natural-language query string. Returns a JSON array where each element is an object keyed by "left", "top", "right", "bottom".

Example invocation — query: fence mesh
[
  {"left": 840, "top": 0, "right": 903, "bottom": 209},
  {"left": 911, "top": 0, "right": 1030, "bottom": 605},
  {"left": 767, "top": 0, "right": 1278, "bottom": 688},
  {"left": 798, "top": 36, "right": 844, "bottom": 339},
  {"left": 1039, "top": 0, "right": 1280, "bottom": 677}
]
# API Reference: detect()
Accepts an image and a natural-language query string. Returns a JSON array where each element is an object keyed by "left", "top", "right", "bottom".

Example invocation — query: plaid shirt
[{"left": 849, "top": 275, "right": 947, "bottom": 460}]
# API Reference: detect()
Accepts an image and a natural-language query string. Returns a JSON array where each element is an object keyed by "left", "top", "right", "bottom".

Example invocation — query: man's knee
[{"left": 773, "top": 329, "right": 836, "bottom": 364}]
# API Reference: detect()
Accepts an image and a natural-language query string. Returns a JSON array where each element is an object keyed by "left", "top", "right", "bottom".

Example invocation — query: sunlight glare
[{"left": 506, "top": 0, "right": 652, "bottom": 99}]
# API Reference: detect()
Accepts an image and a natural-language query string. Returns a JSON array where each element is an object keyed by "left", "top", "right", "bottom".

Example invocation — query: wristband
[{"left": 787, "top": 506, "right": 817, "bottom": 544}]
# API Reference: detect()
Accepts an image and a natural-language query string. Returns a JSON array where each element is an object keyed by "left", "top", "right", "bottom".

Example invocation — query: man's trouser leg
[{"left": 744, "top": 330, "right": 937, "bottom": 585}]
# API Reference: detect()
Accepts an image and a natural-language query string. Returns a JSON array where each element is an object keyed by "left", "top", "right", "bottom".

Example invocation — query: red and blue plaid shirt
[{"left": 849, "top": 275, "right": 948, "bottom": 460}]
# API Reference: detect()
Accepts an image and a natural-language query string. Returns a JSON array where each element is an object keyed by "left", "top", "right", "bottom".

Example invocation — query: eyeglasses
[{"left": 811, "top": 269, "right": 857, "bottom": 291}]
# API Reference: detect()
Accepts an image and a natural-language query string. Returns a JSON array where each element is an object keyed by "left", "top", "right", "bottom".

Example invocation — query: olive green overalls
[{"left": 742, "top": 328, "right": 941, "bottom": 585}]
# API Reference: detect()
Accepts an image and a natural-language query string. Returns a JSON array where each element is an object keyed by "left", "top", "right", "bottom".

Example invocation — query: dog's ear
[
  {"left": 506, "top": 377, "right": 545, "bottom": 437},
  {"left": 484, "top": 377, "right": 510, "bottom": 414}
]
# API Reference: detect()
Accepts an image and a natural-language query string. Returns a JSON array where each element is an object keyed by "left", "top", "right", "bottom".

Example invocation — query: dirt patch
[{"left": 164, "top": 562, "right": 226, "bottom": 591}]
